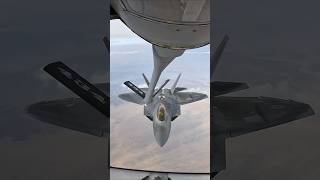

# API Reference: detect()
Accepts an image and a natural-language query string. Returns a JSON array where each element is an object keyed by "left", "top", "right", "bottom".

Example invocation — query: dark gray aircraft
[
  {"left": 210, "top": 35, "right": 315, "bottom": 177},
  {"left": 119, "top": 73, "right": 207, "bottom": 146}
]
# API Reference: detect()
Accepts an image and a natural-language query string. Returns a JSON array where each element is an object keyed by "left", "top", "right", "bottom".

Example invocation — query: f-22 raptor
[{"left": 119, "top": 73, "right": 207, "bottom": 146}]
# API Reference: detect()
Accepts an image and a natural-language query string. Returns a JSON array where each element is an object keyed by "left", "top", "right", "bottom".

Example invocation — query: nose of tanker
[{"left": 112, "top": 0, "right": 210, "bottom": 49}]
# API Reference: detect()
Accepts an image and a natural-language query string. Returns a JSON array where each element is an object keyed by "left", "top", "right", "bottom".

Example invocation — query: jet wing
[
  {"left": 212, "top": 96, "right": 314, "bottom": 174},
  {"left": 118, "top": 93, "right": 145, "bottom": 105},
  {"left": 27, "top": 97, "right": 108, "bottom": 137},
  {"left": 175, "top": 92, "right": 208, "bottom": 105},
  {"left": 213, "top": 96, "right": 314, "bottom": 137},
  {"left": 212, "top": 81, "right": 249, "bottom": 96}
]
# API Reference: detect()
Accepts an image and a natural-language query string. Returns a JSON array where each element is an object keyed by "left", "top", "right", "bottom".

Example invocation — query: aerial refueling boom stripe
[
  {"left": 44, "top": 61, "right": 109, "bottom": 117},
  {"left": 124, "top": 81, "right": 145, "bottom": 98}
]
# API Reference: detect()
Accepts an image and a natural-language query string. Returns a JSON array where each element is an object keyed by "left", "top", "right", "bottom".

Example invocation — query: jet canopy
[{"left": 157, "top": 106, "right": 166, "bottom": 121}]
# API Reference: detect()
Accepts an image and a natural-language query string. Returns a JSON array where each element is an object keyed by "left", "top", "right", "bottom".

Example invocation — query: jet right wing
[
  {"left": 213, "top": 96, "right": 314, "bottom": 137},
  {"left": 212, "top": 81, "right": 249, "bottom": 96},
  {"left": 212, "top": 96, "right": 314, "bottom": 174},
  {"left": 175, "top": 92, "right": 208, "bottom": 105}
]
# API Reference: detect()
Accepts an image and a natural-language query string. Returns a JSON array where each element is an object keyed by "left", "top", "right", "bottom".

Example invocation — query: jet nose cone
[
  {"left": 155, "top": 133, "right": 169, "bottom": 147},
  {"left": 153, "top": 118, "right": 171, "bottom": 147}
]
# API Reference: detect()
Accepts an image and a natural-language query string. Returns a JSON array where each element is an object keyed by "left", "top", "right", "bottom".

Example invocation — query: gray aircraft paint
[{"left": 119, "top": 74, "right": 207, "bottom": 146}]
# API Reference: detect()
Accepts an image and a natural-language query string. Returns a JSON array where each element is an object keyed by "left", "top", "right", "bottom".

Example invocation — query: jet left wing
[
  {"left": 175, "top": 92, "right": 208, "bottom": 105},
  {"left": 27, "top": 97, "right": 108, "bottom": 137},
  {"left": 27, "top": 61, "right": 109, "bottom": 137},
  {"left": 118, "top": 93, "right": 145, "bottom": 105}
]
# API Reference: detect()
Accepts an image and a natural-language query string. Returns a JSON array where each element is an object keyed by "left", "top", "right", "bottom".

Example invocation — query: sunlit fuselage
[{"left": 144, "top": 89, "right": 181, "bottom": 146}]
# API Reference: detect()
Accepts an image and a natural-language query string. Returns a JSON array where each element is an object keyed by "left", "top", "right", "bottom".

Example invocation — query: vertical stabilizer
[
  {"left": 142, "top": 73, "right": 150, "bottom": 87},
  {"left": 171, "top": 73, "right": 182, "bottom": 94},
  {"left": 211, "top": 35, "right": 229, "bottom": 80}
]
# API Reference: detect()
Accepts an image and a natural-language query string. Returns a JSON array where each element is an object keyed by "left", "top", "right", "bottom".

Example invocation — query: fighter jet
[
  {"left": 109, "top": 1, "right": 210, "bottom": 146},
  {"left": 26, "top": 0, "right": 315, "bottom": 177},
  {"left": 119, "top": 73, "right": 207, "bottom": 146},
  {"left": 210, "top": 35, "right": 315, "bottom": 177}
]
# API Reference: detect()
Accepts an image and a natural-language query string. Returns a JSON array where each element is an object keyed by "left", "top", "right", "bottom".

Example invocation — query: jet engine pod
[{"left": 111, "top": 0, "right": 210, "bottom": 49}]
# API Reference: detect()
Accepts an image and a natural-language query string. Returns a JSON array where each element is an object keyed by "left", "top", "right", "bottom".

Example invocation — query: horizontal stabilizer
[
  {"left": 174, "top": 87, "right": 187, "bottom": 92},
  {"left": 124, "top": 81, "right": 145, "bottom": 98},
  {"left": 43, "top": 61, "right": 108, "bottom": 117},
  {"left": 212, "top": 81, "right": 249, "bottom": 96}
]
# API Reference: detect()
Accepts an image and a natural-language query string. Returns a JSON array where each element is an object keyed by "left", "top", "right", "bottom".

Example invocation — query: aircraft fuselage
[{"left": 144, "top": 89, "right": 181, "bottom": 146}]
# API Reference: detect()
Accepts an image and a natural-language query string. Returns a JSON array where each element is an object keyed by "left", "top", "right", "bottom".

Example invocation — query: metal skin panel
[{"left": 111, "top": 0, "right": 210, "bottom": 49}]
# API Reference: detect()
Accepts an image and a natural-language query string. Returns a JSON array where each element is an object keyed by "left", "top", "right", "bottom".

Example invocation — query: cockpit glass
[
  {"left": 157, "top": 106, "right": 166, "bottom": 121},
  {"left": 122, "top": 0, "right": 210, "bottom": 23}
]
